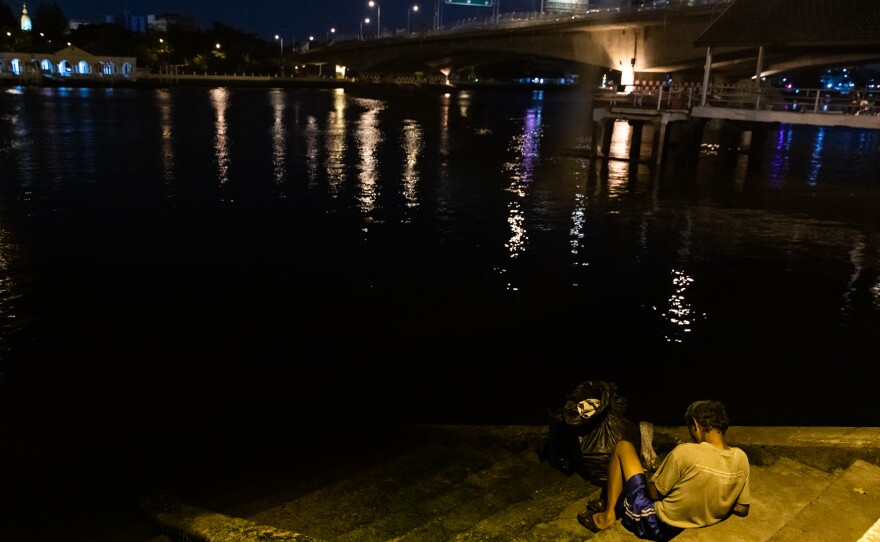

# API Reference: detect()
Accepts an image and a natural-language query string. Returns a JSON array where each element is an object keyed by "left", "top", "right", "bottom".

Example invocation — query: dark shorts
[{"left": 614, "top": 473, "right": 683, "bottom": 542}]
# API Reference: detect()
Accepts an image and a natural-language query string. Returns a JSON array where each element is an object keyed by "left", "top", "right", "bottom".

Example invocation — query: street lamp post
[
  {"left": 360, "top": 18, "right": 370, "bottom": 40},
  {"left": 369, "top": 1, "right": 381, "bottom": 38},
  {"left": 327, "top": 27, "right": 336, "bottom": 43},
  {"left": 274, "top": 34, "right": 283, "bottom": 58},
  {"left": 408, "top": 5, "right": 419, "bottom": 33}
]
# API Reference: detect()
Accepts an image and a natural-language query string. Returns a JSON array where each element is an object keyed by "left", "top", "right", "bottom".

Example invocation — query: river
[{"left": 0, "top": 84, "right": 878, "bottom": 461}]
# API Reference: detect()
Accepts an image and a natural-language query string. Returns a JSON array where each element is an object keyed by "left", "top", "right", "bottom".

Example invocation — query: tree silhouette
[
  {"left": 33, "top": 1, "right": 68, "bottom": 42},
  {"left": 0, "top": 1, "right": 16, "bottom": 32}
]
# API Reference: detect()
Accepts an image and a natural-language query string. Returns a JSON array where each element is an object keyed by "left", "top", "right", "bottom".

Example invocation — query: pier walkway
[{"left": 592, "top": 83, "right": 880, "bottom": 165}]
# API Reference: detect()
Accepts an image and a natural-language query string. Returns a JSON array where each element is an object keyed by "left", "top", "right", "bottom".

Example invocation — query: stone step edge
[
  {"left": 400, "top": 424, "right": 880, "bottom": 472},
  {"left": 651, "top": 426, "right": 880, "bottom": 472},
  {"left": 859, "top": 516, "right": 880, "bottom": 542},
  {"left": 141, "top": 491, "right": 326, "bottom": 542},
  {"left": 767, "top": 459, "right": 880, "bottom": 542}
]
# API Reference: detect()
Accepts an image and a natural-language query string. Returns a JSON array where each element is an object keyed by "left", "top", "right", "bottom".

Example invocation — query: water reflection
[
  {"left": 570, "top": 190, "right": 587, "bottom": 260},
  {"left": 843, "top": 235, "right": 866, "bottom": 316},
  {"left": 156, "top": 89, "right": 175, "bottom": 197},
  {"left": 269, "top": 90, "right": 287, "bottom": 196},
  {"left": 0, "top": 226, "right": 23, "bottom": 362},
  {"left": 210, "top": 88, "right": 230, "bottom": 187},
  {"left": 325, "top": 89, "right": 348, "bottom": 196},
  {"left": 457, "top": 91, "right": 471, "bottom": 118},
  {"left": 75, "top": 91, "right": 97, "bottom": 184},
  {"left": 502, "top": 98, "right": 543, "bottom": 264},
  {"left": 605, "top": 121, "right": 636, "bottom": 197},
  {"left": 439, "top": 94, "right": 450, "bottom": 162},
  {"left": 660, "top": 213, "right": 705, "bottom": 343},
  {"left": 808, "top": 128, "right": 824, "bottom": 186},
  {"left": 400, "top": 119, "right": 423, "bottom": 218},
  {"left": 353, "top": 97, "right": 386, "bottom": 218},
  {"left": 767, "top": 125, "right": 794, "bottom": 188},
  {"left": 5, "top": 96, "right": 33, "bottom": 189},
  {"left": 842, "top": 233, "right": 880, "bottom": 315},
  {"left": 304, "top": 115, "right": 320, "bottom": 188},
  {"left": 661, "top": 268, "right": 698, "bottom": 343}
]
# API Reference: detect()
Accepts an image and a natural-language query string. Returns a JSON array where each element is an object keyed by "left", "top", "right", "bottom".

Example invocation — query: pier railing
[{"left": 598, "top": 83, "right": 879, "bottom": 117}]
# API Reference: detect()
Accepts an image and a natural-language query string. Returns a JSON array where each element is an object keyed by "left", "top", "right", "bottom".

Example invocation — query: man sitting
[{"left": 577, "top": 400, "right": 750, "bottom": 541}]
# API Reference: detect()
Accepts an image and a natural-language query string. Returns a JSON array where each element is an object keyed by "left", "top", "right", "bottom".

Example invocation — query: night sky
[{"left": 46, "top": 0, "right": 545, "bottom": 42}]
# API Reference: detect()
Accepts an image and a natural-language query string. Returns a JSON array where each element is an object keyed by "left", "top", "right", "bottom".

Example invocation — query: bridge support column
[
  {"left": 651, "top": 119, "right": 666, "bottom": 165},
  {"left": 746, "top": 124, "right": 769, "bottom": 171},
  {"left": 592, "top": 117, "right": 615, "bottom": 160},
  {"left": 628, "top": 120, "right": 644, "bottom": 161},
  {"left": 717, "top": 120, "right": 741, "bottom": 165},
  {"left": 684, "top": 118, "right": 707, "bottom": 165}
]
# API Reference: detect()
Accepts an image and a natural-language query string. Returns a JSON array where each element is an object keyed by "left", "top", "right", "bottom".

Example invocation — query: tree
[
  {"left": 32, "top": 1, "right": 67, "bottom": 42},
  {"left": 0, "top": 1, "right": 16, "bottom": 33},
  {"left": 69, "top": 23, "right": 132, "bottom": 56}
]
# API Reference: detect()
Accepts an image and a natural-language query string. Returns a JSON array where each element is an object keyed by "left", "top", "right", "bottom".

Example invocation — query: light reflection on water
[
  {"left": 210, "top": 88, "right": 230, "bottom": 187},
  {"left": 0, "top": 226, "right": 23, "bottom": 363},
  {"left": 400, "top": 119, "right": 423, "bottom": 218},
  {"left": 269, "top": 90, "right": 287, "bottom": 195},
  {"left": 325, "top": 88, "right": 348, "bottom": 196},
  {"left": 157, "top": 89, "right": 175, "bottom": 196},
  {"left": 503, "top": 99, "right": 543, "bottom": 264},
  {"left": 0, "top": 87, "right": 878, "bottom": 426},
  {"left": 354, "top": 97, "right": 385, "bottom": 219}
]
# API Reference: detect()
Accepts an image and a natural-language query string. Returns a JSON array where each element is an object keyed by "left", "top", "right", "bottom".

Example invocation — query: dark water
[{"left": 0, "top": 86, "right": 878, "bottom": 532}]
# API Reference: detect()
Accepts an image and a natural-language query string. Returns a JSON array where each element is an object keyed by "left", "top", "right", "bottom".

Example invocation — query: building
[
  {"left": 0, "top": 45, "right": 137, "bottom": 83},
  {"left": 147, "top": 13, "right": 198, "bottom": 33},
  {"left": 106, "top": 11, "right": 147, "bottom": 33},
  {"left": 20, "top": 2, "right": 31, "bottom": 31}
]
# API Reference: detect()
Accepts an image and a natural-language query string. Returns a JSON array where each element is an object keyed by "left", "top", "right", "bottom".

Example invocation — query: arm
[
  {"left": 731, "top": 503, "right": 749, "bottom": 517},
  {"left": 647, "top": 480, "right": 662, "bottom": 501}
]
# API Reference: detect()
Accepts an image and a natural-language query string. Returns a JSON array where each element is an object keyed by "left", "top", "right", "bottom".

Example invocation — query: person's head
[{"left": 684, "top": 400, "right": 730, "bottom": 436}]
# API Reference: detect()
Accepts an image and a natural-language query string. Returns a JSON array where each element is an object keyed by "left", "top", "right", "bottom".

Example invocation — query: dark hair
[{"left": 684, "top": 400, "right": 730, "bottom": 435}]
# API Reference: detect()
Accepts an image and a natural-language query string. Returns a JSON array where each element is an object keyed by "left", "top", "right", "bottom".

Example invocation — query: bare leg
[{"left": 592, "top": 440, "right": 645, "bottom": 529}]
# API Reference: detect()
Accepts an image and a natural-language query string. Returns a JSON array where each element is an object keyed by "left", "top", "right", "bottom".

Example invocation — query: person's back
[{"left": 653, "top": 441, "right": 750, "bottom": 528}]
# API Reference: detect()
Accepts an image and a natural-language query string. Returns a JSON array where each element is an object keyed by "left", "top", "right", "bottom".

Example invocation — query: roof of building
[{"left": 695, "top": 0, "right": 880, "bottom": 48}]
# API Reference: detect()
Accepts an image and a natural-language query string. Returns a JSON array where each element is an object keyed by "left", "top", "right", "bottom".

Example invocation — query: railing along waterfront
[{"left": 598, "top": 83, "right": 880, "bottom": 117}]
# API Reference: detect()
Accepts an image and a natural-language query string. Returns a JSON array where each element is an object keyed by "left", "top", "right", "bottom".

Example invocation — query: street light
[
  {"left": 275, "top": 34, "right": 283, "bottom": 58},
  {"left": 328, "top": 27, "right": 336, "bottom": 42},
  {"left": 368, "top": 1, "right": 381, "bottom": 38},
  {"left": 360, "top": 18, "right": 370, "bottom": 40},
  {"left": 408, "top": 5, "right": 419, "bottom": 33}
]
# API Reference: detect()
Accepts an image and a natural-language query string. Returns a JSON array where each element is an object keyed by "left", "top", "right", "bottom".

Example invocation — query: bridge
[{"left": 292, "top": 0, "right": 880, "bottom": 87}]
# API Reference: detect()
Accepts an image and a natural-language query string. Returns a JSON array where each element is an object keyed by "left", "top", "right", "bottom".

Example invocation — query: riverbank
[{"left": 0, "top": 72, "right": 581, "bottom": 93}]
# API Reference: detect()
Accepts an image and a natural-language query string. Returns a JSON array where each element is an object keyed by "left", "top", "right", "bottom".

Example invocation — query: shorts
[{"left": 614, "top": 473, "right": 683, "bottom": 542}]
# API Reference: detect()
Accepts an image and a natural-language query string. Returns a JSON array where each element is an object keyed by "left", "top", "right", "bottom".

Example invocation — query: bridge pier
[
  {"left": 591, "top": 107, "right": 689, "bottom": 165},
  {"left": 715, "top": 120, "right": 772, "bottom": 169}
]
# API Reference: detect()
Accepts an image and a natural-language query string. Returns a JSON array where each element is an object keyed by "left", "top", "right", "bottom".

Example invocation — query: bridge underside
[{"left": 295, "top": 8, "right": 880, "bottom": 86}]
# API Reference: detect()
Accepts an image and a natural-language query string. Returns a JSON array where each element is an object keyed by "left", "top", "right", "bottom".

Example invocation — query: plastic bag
[{"left": 542, "top": 380, "right": 641, "bottom": 485}]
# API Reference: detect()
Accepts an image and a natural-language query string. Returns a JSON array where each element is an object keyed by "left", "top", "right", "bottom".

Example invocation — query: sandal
[
  {"left": 587, "top": 498, "right": 605, "bottom": 513},
  {"left": 577, "top": 511, "right": 602, "bottom": 533}
]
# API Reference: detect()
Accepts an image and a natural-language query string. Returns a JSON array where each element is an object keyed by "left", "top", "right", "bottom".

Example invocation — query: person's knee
[
  {"left": 614, "top": 440, "right": 644, "bottom": 473},
  {"left": 614, "top": 440, "right": 638, "bottom": 456}
]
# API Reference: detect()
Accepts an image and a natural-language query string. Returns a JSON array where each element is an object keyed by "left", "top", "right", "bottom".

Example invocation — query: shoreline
[{"left": 0, "top": 74, "right": 583, "bottom": 94}]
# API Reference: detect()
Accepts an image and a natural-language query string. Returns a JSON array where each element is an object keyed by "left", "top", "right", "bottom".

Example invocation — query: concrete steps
[{"left": 144, "top": 425, "right": 880, "bottom": 542}]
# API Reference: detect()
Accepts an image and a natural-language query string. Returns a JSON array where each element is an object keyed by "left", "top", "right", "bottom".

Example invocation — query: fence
[{"left": 598, "top": 83, "right": 880, "bottom": 117}]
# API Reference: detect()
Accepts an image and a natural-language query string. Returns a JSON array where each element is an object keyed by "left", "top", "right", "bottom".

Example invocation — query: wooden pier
[{"left": 592, "top": 84, "right": 880, "bottom": 167}]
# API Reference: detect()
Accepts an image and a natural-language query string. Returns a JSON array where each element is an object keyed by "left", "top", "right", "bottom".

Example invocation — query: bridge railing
[
  {"left": 328, "top": 0, "right": 734, "bottom": 44},
  {"left": 599, "top": 83, "right": 880, "bottom": 117}
]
